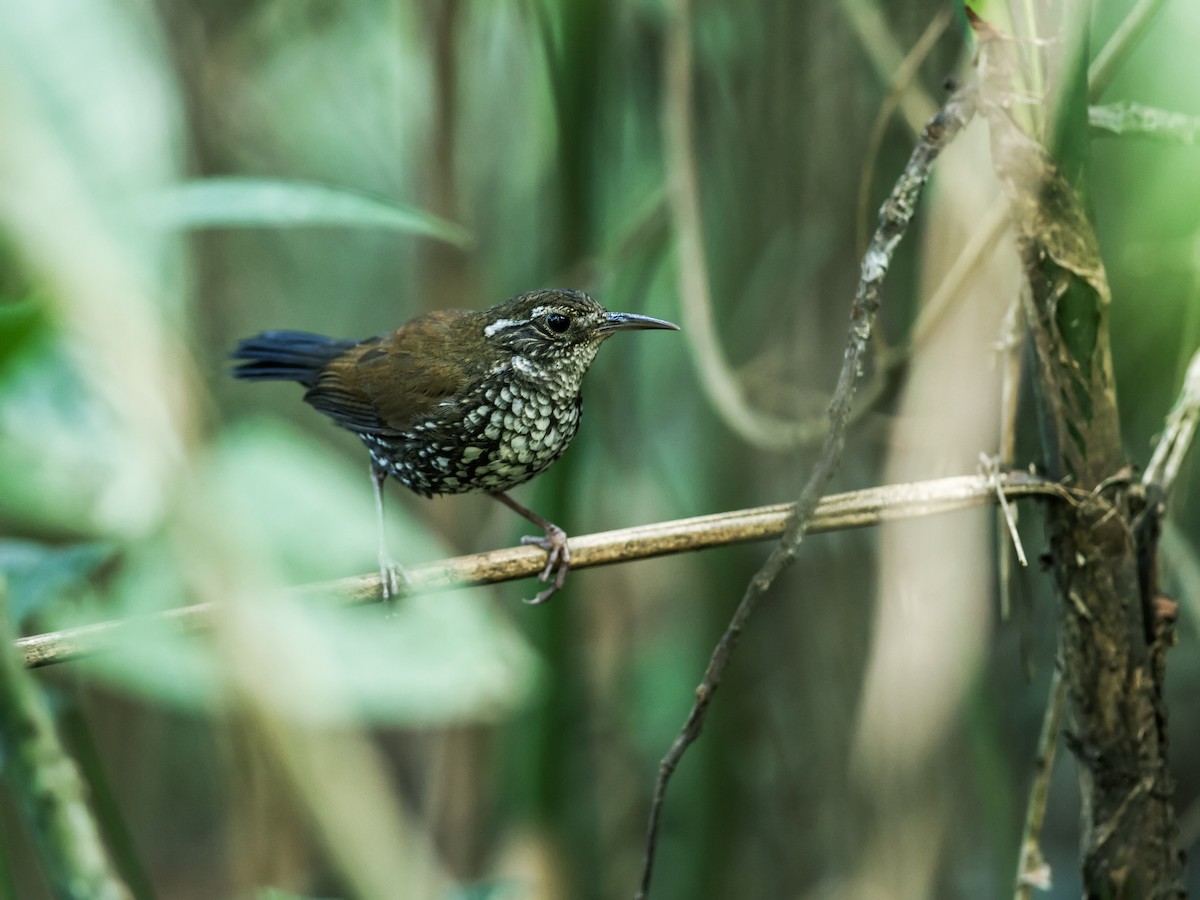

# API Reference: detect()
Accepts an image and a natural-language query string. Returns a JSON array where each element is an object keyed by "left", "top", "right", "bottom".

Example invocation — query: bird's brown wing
[{"left": 303, "top": 309, "right": 475, "bottom": 437}]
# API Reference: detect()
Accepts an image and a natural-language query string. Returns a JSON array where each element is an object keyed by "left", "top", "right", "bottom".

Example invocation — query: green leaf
[
  {"left": 0, "top": 336, "right": 127, "bottom": 535},
  {"left": 0, "top": 541, "right": 116, "bottom": 625},
  {"left": 145, "top": 178, "right": 473, "bottom": 248},
  {"left": 71, "top": 418, "right": 537, "bottom": 726},
  {"left": 80, "top": 580, "right": 538, "bottom": 727},
  {"left": 206, "top": 417, "right": 454, "bottom": 583},
  {"left": 0, "top": 297, "right": 48, "bottom": 376}
]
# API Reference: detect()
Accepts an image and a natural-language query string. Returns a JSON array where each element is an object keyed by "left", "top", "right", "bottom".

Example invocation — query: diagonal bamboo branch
[
  {"left": 16, "top": 472, "right": 1071, "bottom": 670},
  {"left": 635, "top": 81, "right": 980, "bottom": 898}
]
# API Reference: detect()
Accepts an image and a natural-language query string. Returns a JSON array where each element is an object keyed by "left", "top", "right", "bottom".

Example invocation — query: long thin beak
[{"left": 599, "top": 311, "right": 680, "bottom": 334}]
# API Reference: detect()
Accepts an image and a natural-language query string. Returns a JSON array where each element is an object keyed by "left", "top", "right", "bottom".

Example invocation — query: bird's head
[{"left": 478, "top": 289, "right": 678, "bottom": 387}]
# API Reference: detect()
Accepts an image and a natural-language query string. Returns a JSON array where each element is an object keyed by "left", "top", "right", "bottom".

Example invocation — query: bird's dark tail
[{"left": 230, "top": 331, "right": 358, "bottom": 387}]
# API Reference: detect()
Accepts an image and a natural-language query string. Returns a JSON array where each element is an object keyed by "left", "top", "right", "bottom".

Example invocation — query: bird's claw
[
  {"left": 379, "top": 560, "right": 412, "bottom": 606},
  {"left": 520, "top": 524, "right": 570, "bottom": 604}
]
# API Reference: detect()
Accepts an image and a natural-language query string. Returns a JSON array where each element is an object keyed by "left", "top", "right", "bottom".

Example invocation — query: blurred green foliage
[
  {"left": 0, "top": 0, "right": 1198, "bottom": 898},
  {"left": 80, "top": 418, "right": 537, "bottom": 723},
  {"left": 149, "top": 178, "right": 473, "bottom": 247},
  {"left": 0, "top": 539, "right": 114, "bottom": 625}
]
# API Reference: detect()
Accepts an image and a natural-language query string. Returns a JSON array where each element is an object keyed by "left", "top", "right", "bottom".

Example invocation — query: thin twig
[
  {"left": 662, "top": 0, "right": 824, "bottom": 449},
  {"left": 854, "top": 4, "right": 954, "bottom": 257},
  {"left": 1013, "top": 668, "right": 1067, "bottom": 899},
  {"left": 1089, "top": 102, "right": 1200, "bottom": 145},
  {"left": 634, "top": 86, "right": 980, "bottom": 900},
  {"left": 1144, "top": 348, "right": 1200, "bottom": 494},
  {"left": 16, "top": 473, "right": 1069, "bottom": 670},
  {"left": 1087, "top": 0, "right": 1170, "bottom": 101},
  {"left": 837, "top": 0, "right": 943, "bottom": 135},
  {"left": 843, "top": 0, "right": 954, "bottom": 397},
  {"left": 911, "top": 200, "right": 1011, "bottom": 350},
  {"left": 996, "top": 295, "right": 1026, "bottom": 620},
  {"left": 982, "top": 453, "right": 1028, "bottom": 566}
]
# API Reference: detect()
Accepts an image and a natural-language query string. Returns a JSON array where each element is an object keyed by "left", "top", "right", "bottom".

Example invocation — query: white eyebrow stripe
[{"left": 483, "top": 318, "right": 528, "bottom": 338}]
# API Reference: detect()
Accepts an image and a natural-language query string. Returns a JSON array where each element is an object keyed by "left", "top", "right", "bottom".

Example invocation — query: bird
[{"left": 230, "top": 289, "right": 679, "bottom": 604}]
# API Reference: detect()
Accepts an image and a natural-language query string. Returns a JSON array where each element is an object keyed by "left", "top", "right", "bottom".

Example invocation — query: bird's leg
[
  {"left": 371, "top": 463, "right": 410, "bottom": 602},
  {"left": 492, "top": 492, "right": 570, "bottom": 604}
]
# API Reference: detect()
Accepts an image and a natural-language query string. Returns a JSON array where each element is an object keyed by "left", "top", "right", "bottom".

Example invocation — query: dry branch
[
  {"left": 1014, "top": 670, "right": 1067, "bottom": 899},
  {"left": 16, "top": 472, "right": 1065, "bottom": 670},
  {"left": 634, "top": 75, "right": 979, "bottom": 896}
]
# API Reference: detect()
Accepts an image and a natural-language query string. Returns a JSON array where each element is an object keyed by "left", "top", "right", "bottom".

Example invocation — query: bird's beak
[{"left": 599, "top": 312, "right": 680, "bottom": 334}]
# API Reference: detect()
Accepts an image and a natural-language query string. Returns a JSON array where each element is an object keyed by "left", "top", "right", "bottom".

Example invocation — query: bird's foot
[
  {"left": 520, "top": 523, "right": 571, "bottom": 605},
  {"left": 379, "top": 559, "right": 413, "bottom": 606},
  {"left": 491, "top": 492, "right": 571, "bottom": 604}
]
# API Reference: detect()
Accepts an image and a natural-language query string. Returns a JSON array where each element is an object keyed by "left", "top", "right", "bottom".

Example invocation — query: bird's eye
[{"left": 545, "top": 312, "right": 571, "bottom": 334}]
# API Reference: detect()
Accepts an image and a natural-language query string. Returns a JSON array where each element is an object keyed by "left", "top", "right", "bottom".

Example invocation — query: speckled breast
[{"left": 360, "top": 374, "right": 582, "bottom": 497}]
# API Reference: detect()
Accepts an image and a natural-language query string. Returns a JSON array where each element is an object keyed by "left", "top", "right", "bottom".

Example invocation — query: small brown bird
[{"left": 231, "top": 289, "right": 678, "bottom": 603}]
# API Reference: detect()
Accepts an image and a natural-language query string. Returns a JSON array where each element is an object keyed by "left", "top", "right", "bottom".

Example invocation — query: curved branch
[{"left": 661, "top": 0, "right": 824, "bottom": 449}]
